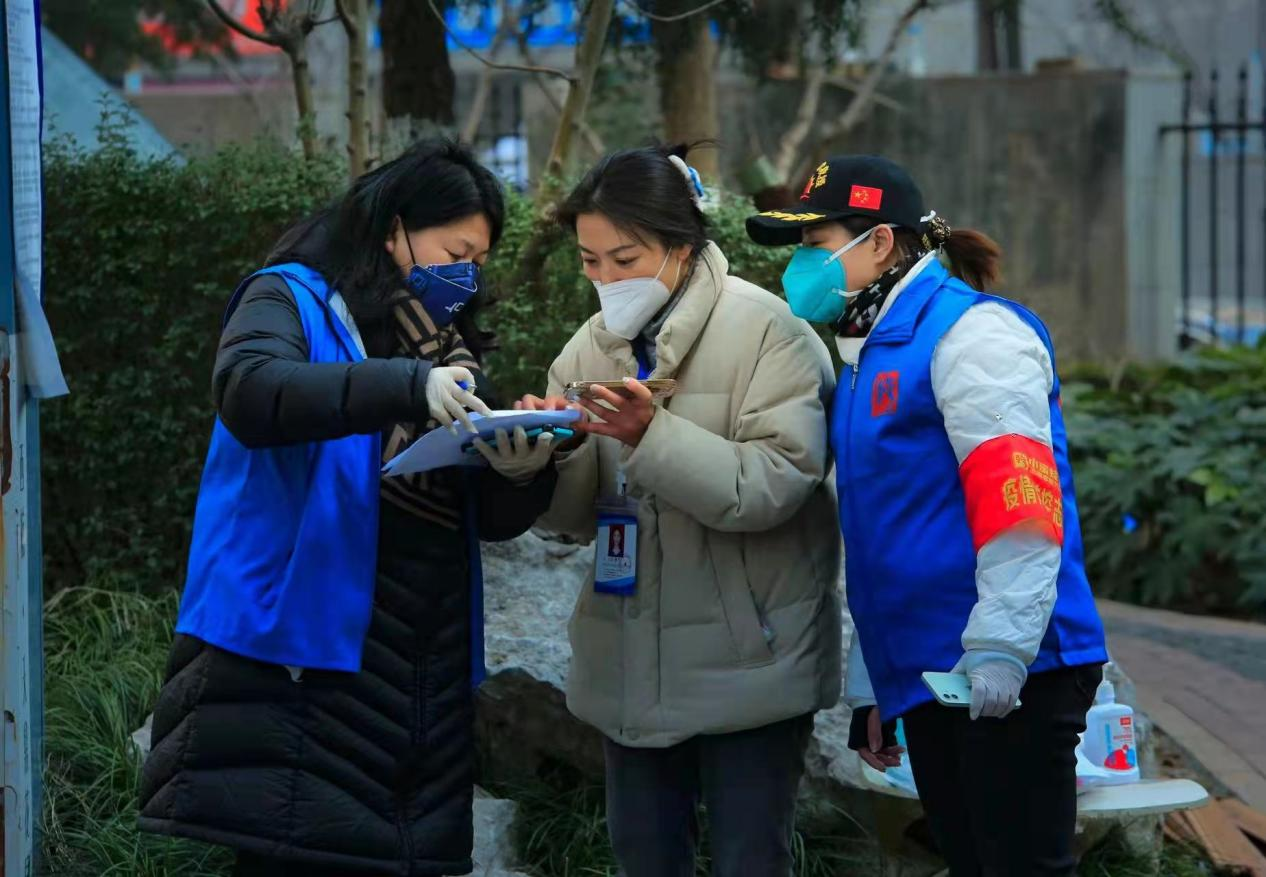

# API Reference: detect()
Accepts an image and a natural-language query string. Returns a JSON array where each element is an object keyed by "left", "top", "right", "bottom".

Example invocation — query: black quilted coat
[{"left": 138, "top": 276, "right": 556, "bottom": 875}]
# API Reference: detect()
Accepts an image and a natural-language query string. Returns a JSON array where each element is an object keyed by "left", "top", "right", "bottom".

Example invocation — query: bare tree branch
[
  {"left": 341, "top": 0, "right": 370, "bottom": 175},
  {"left": 823, "top": 75, "right": 906, "bottom": 113},
  {"left": 773, "top": 65, "right": 824, "bottom": 180},
  {"left": 527, "top": 70, "right": 607, "bottom": 155},
  {"left": 814, "top": 0, "right": 931, "bottom": 147},
  {"left": 623, "top": 0, "right": 730, "bottom": 23},
  {"left": 541, "top": 0, "right": 614, "bottom": 185},
  {"left": 206, "top": 0, "right": 281, "bottom": 46},
  {"left": 426, "top": 0, "right": 576, "bottom": 81},
  {"left": 460, "top": 0, "right": 517, "bottom": 143},
  {"left": 510, "top": 0, "right": 616, "bottom": 301},
  {"left": 334, "top": 0, "right": 354, "bottom": 31},
  {"left": 514, "top": 29, "right": 606, "bottom": 154}
]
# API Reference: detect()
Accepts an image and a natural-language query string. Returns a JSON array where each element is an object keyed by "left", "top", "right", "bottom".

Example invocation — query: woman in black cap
[{"left": 747, "top": 155, "right": 1109, "bottom": 876}]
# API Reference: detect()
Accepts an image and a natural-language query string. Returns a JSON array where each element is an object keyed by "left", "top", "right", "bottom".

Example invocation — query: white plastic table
[
  {"left": 861, "top": 764, "right": 1210, "bottom": 876},
  {"left": 861, "top": 762, "right": 1208, "bottom": 816}
]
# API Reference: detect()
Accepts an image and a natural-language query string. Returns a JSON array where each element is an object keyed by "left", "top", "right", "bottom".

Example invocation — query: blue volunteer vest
[
  {"left": 176, "top": 263, "right": 487, "bottom": 681},
  {"left": 833, "top": 260, "right": 1107, "bottom": 722}
]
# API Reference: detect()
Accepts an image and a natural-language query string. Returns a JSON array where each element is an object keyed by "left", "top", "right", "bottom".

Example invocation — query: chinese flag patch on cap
[{"left": 848, "top": 185, "right": 884, "bottom": 210}]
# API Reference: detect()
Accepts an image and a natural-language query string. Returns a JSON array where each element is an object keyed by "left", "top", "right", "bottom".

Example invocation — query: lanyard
[{"left": 631, "top": 337, "right": 653, "bottom": 382}]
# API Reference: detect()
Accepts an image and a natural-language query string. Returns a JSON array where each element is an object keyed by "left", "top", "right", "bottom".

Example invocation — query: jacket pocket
[{"left": 707, "top": 531, "right": 775, "bottom": 667}]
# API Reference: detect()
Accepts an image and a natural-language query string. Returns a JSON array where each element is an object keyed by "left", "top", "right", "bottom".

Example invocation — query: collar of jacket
[
  {"left": 589, "top": 241, "right": 729, "bottom": 380},
  {"left": 866, "top": 255, "right": 952, "bottom": 346}
]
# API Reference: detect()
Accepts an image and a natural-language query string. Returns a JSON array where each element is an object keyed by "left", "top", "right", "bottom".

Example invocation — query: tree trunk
[
  {"left": 976, "top": 0, "right": 999, "bottom": 72},
  {"left": 286, "top": 37, "right": 318, "bottom": 160},
  {"left": 1000, "top": 0, "right": 1023, "bottom": 71},
  {"left": 652, "top": 1, "right": 720, "bottom": 180},
  {"left": 380, "top": 0, "right": 455, "bottom": 146},
  {"left": 460, "top": 0, "right": 515, "bottom": 144},
  {"left": 343, "top": 0, "right": 371, "bottom": 175},
  {"left": 540, "top": 0, "right": 615, "bottom": 193},
  {"left": 510, "top": 0, "right": 616, "bottom": 300}
]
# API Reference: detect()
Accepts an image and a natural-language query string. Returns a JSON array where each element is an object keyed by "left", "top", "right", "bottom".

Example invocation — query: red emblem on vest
[{"left": 871, "top": 371, "right": 899, "bottom": 417}]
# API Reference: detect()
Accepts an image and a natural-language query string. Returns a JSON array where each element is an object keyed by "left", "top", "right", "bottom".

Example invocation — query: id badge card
[{"left": 595, "top": 495, "right": 638, "bottom": 596}]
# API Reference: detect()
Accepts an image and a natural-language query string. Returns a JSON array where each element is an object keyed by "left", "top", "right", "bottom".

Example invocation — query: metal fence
[{"left": 1161, "top": 65, "right": 1266, "bottom": 347}]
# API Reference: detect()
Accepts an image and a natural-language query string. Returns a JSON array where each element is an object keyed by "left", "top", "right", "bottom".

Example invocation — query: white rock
[
  {"left": 130, "top": 713, "right": 153, "bottom": 760},
  {"left": 469, "top": 787, "right": 531, "bottom": 877},
  {"left": 478, "top": 531, "right": 867, "bottom": 801}
]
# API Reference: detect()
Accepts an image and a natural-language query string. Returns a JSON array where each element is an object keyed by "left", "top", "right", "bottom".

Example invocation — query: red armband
[{"left": 958, "top": 434, "right": 1064, "bottom": 551}]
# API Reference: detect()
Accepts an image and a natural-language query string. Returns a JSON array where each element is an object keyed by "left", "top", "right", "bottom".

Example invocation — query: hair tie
[
  {"left": 920, "top": 210, "right": 951, "bottom": 250},
  {"left": 667, "top": 154, "right": 705, "bottom": 207}
]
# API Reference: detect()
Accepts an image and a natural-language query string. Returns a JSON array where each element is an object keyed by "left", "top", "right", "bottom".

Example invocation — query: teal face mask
[{"left": 780, "top": 224, "right": 886, "bottom": 323}]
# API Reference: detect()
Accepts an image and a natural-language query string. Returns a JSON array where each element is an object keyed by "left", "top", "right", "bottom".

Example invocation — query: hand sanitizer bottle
[{"left": 1080, "top": 673, "right": 1140, "bottom": 786}]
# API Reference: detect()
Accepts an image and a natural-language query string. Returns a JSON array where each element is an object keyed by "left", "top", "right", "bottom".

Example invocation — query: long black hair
[
  {"left": 269, "top": 138, "right": 505, "bottom": 359},
  {"left": 555, "top": 142, "right": 710, "bottom": 275}
]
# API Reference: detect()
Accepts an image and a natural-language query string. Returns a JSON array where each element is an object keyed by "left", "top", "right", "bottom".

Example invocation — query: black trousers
[
  {"left": 902, "top": 665, "right": 1102, "bottom": 877},
  {"left": 603, "top": 713, "right": 815, "bottom": 877}
]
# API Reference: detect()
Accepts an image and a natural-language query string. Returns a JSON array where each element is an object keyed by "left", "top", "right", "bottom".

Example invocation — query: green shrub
[
  {"left": 42, "top": 116, "right": 345, "bottom": 595},
  {"left": 1064, "top": 344, "right": 1266, "bottom": 617}
]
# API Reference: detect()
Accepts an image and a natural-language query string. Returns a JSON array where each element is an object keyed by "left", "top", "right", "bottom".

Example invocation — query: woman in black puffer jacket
[{"left": 138, "top": 140, "right": 556, "bottom": 876}]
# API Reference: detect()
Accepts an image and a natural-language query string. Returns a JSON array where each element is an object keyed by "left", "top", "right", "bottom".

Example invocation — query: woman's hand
[
  {"left": 515, "top": 394, "right": 575, "bottom": 412},
  {"left": 474, "top": 427, "right": 554, "bottom": 485},
  {"left": 858, "top": 707, "right": 906, "bottom": 773},
  {"left": 516, "top": 394, "right": 586, "bottom": 451},
  {"left": 573, "top": 378, "right": 656, "bottom": 448},
  {"left": 426, "top": 366, "right": 491, "bottom": 434}
]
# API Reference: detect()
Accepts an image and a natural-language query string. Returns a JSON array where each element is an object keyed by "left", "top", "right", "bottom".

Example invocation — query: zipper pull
[{"left": 851, "top": 362, "right": 859, "bottom": 391}]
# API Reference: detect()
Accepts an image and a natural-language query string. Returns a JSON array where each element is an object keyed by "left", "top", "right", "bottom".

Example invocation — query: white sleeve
[{"left": 931, "top": 302, "right": 1061, "bottom": 664}]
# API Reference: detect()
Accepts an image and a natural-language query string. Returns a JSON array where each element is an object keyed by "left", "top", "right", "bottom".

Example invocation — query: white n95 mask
[{"left": 593, "top": 252, "right": 677, "bottom": 340}]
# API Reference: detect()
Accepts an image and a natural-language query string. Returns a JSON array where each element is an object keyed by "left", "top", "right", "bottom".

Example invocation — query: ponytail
[
  {"left": 842, "top": 215, "right": 1004, "bottom": 292},
  {"left": 940, "top": 228, "right": 1002, "bottom": 291}
]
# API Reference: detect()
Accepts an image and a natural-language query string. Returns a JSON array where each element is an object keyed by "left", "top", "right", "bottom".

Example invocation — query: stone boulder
[{"left": 476, "top": 530, "right": 867, "bottom": 813}]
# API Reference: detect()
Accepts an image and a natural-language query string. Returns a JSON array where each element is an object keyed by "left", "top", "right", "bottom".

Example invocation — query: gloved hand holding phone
[{"left": 473, "top": 427, "right": 555, "bottom": 485}]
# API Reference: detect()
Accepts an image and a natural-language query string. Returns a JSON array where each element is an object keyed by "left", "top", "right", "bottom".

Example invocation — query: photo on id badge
[{"left": 595, "top": 509, "right": 637, "bottom": 595}]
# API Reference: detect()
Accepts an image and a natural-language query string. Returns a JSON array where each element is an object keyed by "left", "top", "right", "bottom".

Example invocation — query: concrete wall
[{"left": 721, "top": 69, "right": 1183, "bottom": 362}]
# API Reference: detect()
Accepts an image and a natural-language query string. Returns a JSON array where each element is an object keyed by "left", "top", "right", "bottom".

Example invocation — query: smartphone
[
  {"left": 921, "top": 671, "right": 1021, "bottom": 709},
  {"left": 563, "top": 379, "right": 678, "bottom": 402},
  {"left": 463, "top": 426, "right": 575, "bottom": 455}
]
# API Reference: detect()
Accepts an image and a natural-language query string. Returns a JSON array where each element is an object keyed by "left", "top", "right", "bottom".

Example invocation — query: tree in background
[
  {"left": 42, "top": 0, "right": 229, "bottom": 80},
  {"left": 206, "top": 0, "right": 338, "bottom": 161},
  {"left": 337, "top": 0, "right": 372, "bottom": 174},
  {"left": 381, "top": 0, "right": 457, "bottom": 144},
  {"left": 646, "top": 0, "right": 723, "bottom": 179}
]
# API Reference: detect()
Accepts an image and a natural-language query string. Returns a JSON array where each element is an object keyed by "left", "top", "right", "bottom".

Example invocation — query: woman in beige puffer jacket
[{"left": 518, "top": 144, "right": 842, "bottom": 877}]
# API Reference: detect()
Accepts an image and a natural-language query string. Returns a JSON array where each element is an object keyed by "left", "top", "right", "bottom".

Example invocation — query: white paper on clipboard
[{"left": 381, "top": 408, "right": 582, "bottom": 477}]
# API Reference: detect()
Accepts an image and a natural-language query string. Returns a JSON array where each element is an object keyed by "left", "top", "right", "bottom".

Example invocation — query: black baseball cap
[{"left": 746, "top": 155, "right": 927, "bottom": 246}]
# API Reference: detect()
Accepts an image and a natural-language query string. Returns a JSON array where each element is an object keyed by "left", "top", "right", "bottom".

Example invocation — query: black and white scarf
[{"left": 379, "top": 294, "right": 482, "bottom": 531}]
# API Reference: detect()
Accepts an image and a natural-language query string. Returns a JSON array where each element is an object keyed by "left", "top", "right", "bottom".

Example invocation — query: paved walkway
[{"left": 1099, "top": 600, "right": 1266, "bottom": 811}]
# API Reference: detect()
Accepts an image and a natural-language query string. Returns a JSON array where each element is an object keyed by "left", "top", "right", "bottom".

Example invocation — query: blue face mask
[
  {"left": 403, "top": 231, "right": 481, "bottom": 327},
  {"left": 780, "top": 224, "right": 885, "bottom": 323}
]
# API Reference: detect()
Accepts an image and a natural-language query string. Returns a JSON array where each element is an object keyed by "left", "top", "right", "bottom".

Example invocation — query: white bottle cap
[{"left": 1095, "top": 678, "right": 1116, "bottom": 705}]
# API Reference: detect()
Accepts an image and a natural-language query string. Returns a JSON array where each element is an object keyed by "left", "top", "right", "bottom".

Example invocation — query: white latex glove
[
  {"left": 426, "top": 366, "right": 492, "bottom": 434},
  {"left": 952, "top": 650, "right": 1028, "bottom": 721},
  {"left": 473, "top": 427, "right": 554, "bottom": 485}
]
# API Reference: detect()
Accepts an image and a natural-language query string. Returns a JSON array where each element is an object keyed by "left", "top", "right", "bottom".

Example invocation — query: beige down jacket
[{"left": 538, "top": 242, "right": 842, "bottom": 747}]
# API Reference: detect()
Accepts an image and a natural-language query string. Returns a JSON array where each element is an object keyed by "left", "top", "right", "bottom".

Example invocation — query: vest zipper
[{"left": 851, "top": 361, "right": 860, "bottom": 391}]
